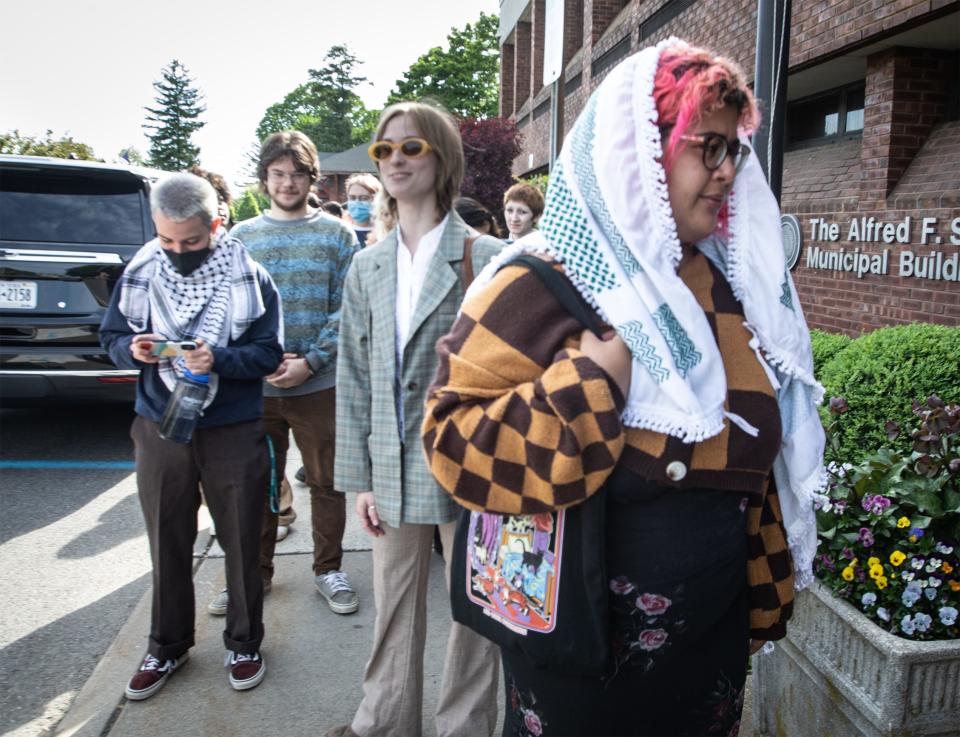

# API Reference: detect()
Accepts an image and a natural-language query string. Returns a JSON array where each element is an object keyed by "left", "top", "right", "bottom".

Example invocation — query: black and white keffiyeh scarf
[
  {"left": 117, "top": 227, "right": 268, "bottom": 406},
  {"left": 467, "top": 38, "right": 827, "bottom": 588}
]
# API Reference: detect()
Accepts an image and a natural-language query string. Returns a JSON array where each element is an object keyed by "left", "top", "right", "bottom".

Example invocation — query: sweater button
[
  {"left": 407, "top": 380, "right": 419, "bottom": 391},
  {"left": 665, "top": 461, "right": 687, "bottom": 481}
]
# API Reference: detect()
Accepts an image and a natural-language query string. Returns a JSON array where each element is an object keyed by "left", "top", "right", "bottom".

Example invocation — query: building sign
[
  {"left": 781, "top": 214, "right": 802, "bottom": 269},
  {"left": 796, "top": 216, "right": 960, "bottom": 282}
]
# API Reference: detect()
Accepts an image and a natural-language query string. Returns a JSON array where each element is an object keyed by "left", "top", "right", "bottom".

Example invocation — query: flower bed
[{"left": 813, "top": 396, "right": 959, "bottom": 641}]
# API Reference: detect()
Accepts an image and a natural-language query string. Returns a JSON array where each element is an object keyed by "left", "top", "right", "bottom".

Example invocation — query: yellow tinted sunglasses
[{"left": 368, "top": 137, "right": 433, "bottom": 162}]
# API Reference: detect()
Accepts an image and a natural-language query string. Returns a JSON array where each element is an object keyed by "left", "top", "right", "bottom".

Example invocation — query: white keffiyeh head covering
[
  {"left": 117, "top": 227, "right": 268, "bottom": 407},
  {"left": 469, "top": 38, "right": 826, "bottom": 588}
]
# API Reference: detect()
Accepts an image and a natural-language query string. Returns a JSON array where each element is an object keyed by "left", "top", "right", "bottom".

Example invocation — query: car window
[{"left": 0, "top": 170, "right": 145, "bottom": 245}]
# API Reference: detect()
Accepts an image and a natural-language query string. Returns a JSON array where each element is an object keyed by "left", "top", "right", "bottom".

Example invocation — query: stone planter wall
[{"left": 753, "top": 580, "right": 960, "bottom": 737}]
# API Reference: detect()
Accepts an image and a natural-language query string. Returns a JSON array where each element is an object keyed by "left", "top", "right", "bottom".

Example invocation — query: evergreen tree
[
  {"left": 144, "top": 59, "right": 206, "bottom": 170},
  {"left": 232, "top": 188, "right": 268, "bottom": 224},
  {"left": 255, "top": 45, "right": 375, "bottom": 153}
]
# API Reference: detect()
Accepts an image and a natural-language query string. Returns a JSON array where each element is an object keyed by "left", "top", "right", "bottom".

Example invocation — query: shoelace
[
  {"left": 140, "top": 654, "right": 172, "bottom": 672},
  {"left": 225, "top": 651, "right": 260, "bottom": 667},
  {"left": 321, "top": 571, "right": 352, "bottom": 594}
]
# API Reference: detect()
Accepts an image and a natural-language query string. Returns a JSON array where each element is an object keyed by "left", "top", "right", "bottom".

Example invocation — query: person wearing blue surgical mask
[{"left": 344, "top": 173, "right": 382, "bottom": 247}]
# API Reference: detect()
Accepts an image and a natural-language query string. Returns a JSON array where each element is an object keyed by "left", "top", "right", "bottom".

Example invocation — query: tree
[
  {"left": 232, "top": 187, "right": 269, "bottom": 224},
  {"left": 0, "top": 129, "right": 98, "bottom": 160},
  {"left": 388, "top": 12, "right": 500, "bottom": 119},
  {"left": 459, "top": 117, "right": 522, "bottom": 221},
  {"left": 255, "top": 45, "right": 376, "bottom": 153},
  {"left": 144, "top": 59, "right": 206, "bottom": 170}
]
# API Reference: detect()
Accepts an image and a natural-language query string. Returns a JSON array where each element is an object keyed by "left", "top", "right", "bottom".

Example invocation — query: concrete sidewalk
[
  {"left": 54, "top": 482, "right": 474, "bottom": 737},
  {"left": 53, "top": 452, "right": 757, "bottom": 737}
]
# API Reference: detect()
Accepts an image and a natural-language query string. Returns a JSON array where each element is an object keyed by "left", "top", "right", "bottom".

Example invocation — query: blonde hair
[
  {"left": 368, "top": 188, "right": 395, "bottom": 245},
  {"left": 372, "top": 100, "right": 463, "bottom": 217},
  {"left": 345, "top": 172, "right": 382, "bottom": 195}
]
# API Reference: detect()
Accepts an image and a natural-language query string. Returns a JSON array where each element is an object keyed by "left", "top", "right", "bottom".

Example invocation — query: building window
[{"left": 787, "top": 82, "right": 865, "bottom": 147}]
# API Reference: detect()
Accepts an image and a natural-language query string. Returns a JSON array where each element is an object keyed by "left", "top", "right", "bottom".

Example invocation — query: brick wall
[
  {"left": 789, "top": 0, "right": 951, "bottom": 68},
  {"left": 532, "top": 0, "right": 547, "bottom": 101},
  {"left": 564, "top": 0, "right": 585, "bottom": 61},
  {"left": 515, "top": 21, "right": 533, "bottom": 112},
  {"left": 861, "top": 48, "right": 955, "bottom": 204},
  {"left": 505, "top": 0, "right": 960, "bottom": 333},
  {"left": 589, "top": 0, "right": 629, "bottom": 43},
  {"left": 500, "top": 43, "right": 515, "bottom": 118}
]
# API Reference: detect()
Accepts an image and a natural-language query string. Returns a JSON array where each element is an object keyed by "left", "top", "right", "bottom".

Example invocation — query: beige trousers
[{"left": 351, "top": 521, "right": 500, "bottom": 737}]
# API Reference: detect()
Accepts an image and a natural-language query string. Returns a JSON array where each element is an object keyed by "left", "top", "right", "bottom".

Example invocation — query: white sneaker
[{"left": 276, "top": 524, "right": 290, "bottom": 542}]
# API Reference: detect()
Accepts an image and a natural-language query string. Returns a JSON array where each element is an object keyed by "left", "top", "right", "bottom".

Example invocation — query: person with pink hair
[{"left": 423, "top": 39, "right": 826, "bottom": 735}]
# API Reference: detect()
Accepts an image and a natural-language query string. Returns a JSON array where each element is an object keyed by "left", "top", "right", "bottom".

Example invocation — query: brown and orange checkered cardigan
[{"left": 423, "top": 252, "right": 795, "bottom": 640}]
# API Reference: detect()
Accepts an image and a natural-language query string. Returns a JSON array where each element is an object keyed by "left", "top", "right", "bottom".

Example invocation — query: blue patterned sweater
[{"left": 231, "top": 210, "right": 358, "bottom": 397}]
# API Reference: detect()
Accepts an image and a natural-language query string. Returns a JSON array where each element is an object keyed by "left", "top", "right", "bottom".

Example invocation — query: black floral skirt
[{"left": 501, "top": 482, "right": 751, "bottom": 737}]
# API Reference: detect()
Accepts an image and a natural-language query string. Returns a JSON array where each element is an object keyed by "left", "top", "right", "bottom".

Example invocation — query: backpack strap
[
  {"left": 506, "top": 255, "right": 605, "bottom": 338},
  {"left": 461, "top": 235, "right": 477, "bottom": 289}
]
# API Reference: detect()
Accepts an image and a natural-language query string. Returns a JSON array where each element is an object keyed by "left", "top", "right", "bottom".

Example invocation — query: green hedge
[
  {"left": 810, "top": 329, "right": 853, "bottom": 379},
  {"left": 818, "top": 323, "right": 960, "bottom": 464}
]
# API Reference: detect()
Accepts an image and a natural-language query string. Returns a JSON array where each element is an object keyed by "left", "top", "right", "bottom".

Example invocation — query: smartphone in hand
[{"left": 147, "top": 340, "right": 198, "bottom": 357}]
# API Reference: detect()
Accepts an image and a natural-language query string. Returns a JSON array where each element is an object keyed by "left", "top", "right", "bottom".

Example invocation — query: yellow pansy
[
  {"left": 841, "top": 566, "right": 855, "bottom": 582},
  {"left": 875, "top": 576, "right": 888, "bottom": 589},
  {"left": 869, "top": 564, "right": 884, "bottom": 579},
  {"left": 889, "top": 550, "right": 906, "bottom": 566},
  {"left": 897, "top": 517, "right": 910, "bottom": 528},
  {"left": 868, "top": 557, "right": 881, "bottom": 568}
]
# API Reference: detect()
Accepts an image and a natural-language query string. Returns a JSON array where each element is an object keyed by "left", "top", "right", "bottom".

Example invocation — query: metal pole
[
  {"left": 549, "top": 79, "right": 560, "bottom": 172},
  {"left": 752, "top": 0, "right": 791, "bottom": 203}
]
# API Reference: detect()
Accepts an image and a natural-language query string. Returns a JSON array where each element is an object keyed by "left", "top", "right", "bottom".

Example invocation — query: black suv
[{"left": 0, "top": 155, "right": 164, "bottom": 404}]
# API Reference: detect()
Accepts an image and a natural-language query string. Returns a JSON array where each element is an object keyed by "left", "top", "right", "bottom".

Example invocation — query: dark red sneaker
[
  {"left": 125, "top": 653, "right": 188, "bottom": 701},
  {"left": 225, "top": 650, "right": 266, "bottom": 691}
]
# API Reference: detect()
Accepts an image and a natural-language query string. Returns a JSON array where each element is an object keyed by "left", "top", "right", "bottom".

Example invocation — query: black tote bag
[{"left": 449, "top": 255, "right": 612, "bottom": 676}]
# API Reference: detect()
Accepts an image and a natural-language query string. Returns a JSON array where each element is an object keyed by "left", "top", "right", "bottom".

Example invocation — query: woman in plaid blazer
[{"left": 329, "top": 101, "right": 502, "bottom": 737}]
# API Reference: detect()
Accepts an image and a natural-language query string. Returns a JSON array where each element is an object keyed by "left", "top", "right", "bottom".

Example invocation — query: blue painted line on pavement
[{"left": 0, "top": 460, "right": 135, "bottom": 470}]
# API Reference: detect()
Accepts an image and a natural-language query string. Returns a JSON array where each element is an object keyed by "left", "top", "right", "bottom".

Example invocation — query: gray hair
[{"left": 150, "top": 173, "right": 219, "bottom": 227}]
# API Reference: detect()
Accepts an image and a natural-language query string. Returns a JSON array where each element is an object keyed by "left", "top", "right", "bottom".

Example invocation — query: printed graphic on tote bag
[{"left": 465, "top": 511, "right": 564, "bottom": 634}]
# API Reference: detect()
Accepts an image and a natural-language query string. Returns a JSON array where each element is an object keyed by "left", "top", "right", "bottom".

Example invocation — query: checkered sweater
[{"left": 423, "top": 253, "right": 795, "bottom": 639}]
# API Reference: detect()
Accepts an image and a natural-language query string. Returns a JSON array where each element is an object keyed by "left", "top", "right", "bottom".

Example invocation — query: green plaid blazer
[{"left": 334, "top": 212, "right": 502, "bottom": 527}]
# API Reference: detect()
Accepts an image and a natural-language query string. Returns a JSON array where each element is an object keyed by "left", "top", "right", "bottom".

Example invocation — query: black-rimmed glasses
[{"left": 678, "top": 133, "right": 751, "bottom": 174}]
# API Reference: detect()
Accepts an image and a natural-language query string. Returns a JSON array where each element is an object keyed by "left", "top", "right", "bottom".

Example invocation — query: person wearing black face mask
[
  {"left": 99, "top": 173, "right": 283, "bottom": 699},
  {"left": 163, "top": 244, "right": 212, "bottom": 275}
]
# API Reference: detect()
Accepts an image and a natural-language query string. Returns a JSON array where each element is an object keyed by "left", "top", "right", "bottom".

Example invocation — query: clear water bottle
[{"left": 158, "top": 369, "right": 209, "bottom": 443}]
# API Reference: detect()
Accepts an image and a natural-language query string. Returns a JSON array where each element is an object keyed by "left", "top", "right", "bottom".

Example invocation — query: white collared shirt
[
  {"left": 395, "top": 214, "right": 448, "bottom": 361},
  {"left": 394, "top": 214, "right": 448, "bottom": 435}
]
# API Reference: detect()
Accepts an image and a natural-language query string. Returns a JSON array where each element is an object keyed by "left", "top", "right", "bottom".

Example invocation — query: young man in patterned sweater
[{"left": 225, "top": 131, "right": 360, "bottom": 615}]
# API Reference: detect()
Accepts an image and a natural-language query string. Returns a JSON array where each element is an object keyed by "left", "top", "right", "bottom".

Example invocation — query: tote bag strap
[{"left": 505, "top": 254, "right": 605, "bottom": 338}]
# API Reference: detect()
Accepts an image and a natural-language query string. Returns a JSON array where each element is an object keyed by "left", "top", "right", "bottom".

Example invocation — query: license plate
[{"left": 0, "top": 281, "right": 38, "bottom": 309}]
